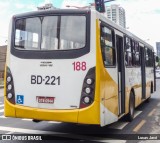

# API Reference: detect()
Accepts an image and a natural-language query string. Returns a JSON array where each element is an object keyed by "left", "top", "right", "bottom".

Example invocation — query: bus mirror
[{"left": 156, "top": 56, "right": 159, "bottom": 62}]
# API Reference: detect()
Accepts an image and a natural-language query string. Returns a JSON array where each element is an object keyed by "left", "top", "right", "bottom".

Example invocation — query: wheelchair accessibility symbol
[{"left": 16, "top": 95, "right": 24, "bottom": 104}]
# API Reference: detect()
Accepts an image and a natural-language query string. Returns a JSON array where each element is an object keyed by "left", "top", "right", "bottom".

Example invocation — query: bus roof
[{"left": 13, "top": 9, "right": 90, "bottom": 18}]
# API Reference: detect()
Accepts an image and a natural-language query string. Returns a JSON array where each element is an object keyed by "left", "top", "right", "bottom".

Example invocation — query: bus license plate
[{"left": 36, "top": 96, "right": 55, "bottom": 104}]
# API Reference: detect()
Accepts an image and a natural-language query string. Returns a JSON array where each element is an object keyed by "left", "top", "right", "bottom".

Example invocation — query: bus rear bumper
[{"left": 4, "top": 97, "right": 100, "bottom": 125}]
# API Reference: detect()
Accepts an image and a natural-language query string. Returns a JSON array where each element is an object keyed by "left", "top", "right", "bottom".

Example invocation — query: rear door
[{"left": 116, "top": 34, "right": 125, "bottom": 115}]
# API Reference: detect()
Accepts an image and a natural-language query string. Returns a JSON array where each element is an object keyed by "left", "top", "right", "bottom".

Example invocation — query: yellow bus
[{"left": 4, "top": 9, "right": 156, "bottom": 126}]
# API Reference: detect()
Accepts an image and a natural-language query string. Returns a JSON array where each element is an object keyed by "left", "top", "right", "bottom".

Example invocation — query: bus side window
[
  {"left": 146, "top": 48, "right": 153, "bottom": 67},
  {"left": 132, "top": 40, "right": 136, "bottom": 66},
  {"left": 145, "top": 47, "right": 149, "bottom": 67},
  {"left": 100, "top": 25, "right": 115, "bottom": 67},
  {"left": 125, "top": 37, "right": 132, "bottom": 66},
  {"left": 134, "top": 42, "right": 140, "bottom": 66},
  {"left": 131, "top": 40, "right": 140, "bottom": 66}
]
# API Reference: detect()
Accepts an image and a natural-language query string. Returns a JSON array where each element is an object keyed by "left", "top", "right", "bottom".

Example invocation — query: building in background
[
  {"left": 0, "top": 45, "right": 7, "bottom": 78},
  {"left": 156, "top": 42, "right": 160, "bottom": 58},
  {"left": 106, "top": 4, "right": 126, "bottom": 28}
]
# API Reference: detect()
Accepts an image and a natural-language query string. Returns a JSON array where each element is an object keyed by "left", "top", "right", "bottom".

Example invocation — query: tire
[
  {"left": 32, "top": 119, "right": 41, "bottom": 123},
  {"left": 127, "top": 91, "right": 135, "bottom": 122},
  {"left": 146, "top": 97, "right": 150, "bottom": 103}
]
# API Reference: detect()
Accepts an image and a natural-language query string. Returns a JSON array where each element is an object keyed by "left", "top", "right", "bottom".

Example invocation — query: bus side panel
[
  {"left": 96, "top": 19, "right": 118, "bottom": 126},
  {"left": 125, "top": 68, "right": 142, "bottom": 108}
]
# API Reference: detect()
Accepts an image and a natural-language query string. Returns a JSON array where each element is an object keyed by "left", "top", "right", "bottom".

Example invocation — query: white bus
[{"left": 4, "top": 9, "right": 156, "bottom": 126}]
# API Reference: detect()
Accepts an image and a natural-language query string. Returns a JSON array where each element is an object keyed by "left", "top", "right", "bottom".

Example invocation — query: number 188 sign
[{"left": 72, "top": 61, "right": 87, "bottom": 71}]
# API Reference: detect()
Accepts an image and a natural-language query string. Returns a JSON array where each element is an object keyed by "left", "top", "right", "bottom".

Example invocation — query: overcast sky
[{"left": 0, "top": 0, "right": 160, "bottom": 50}]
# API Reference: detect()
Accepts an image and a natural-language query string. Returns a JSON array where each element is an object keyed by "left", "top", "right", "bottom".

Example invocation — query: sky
[{"left": 0, "top": 0, "right": 160, "bottom": 50}]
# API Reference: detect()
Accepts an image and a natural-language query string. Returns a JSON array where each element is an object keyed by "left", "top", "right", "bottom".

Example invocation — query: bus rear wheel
[
  {"left": 146, "top": 96, "right": 151, "bottom": 103},
  {"left": 32, "top": 119, "right": 41, "bottom": 123},
  {"left": 127, "top": 91, "right": 135, "bottom": 122}
]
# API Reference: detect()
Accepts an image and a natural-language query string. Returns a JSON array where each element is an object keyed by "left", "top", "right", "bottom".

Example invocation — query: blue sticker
[{"left": 16, "top": 95, "right": 24, "bottom": 104}]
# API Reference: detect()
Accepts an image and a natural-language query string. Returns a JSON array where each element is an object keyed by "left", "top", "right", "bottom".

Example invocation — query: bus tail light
[
  {"left": 80, "top": 67, "right": 95, "bottom": 108},
  {"left": 6, "top": 67, "right": 15, "bottom": 104}
]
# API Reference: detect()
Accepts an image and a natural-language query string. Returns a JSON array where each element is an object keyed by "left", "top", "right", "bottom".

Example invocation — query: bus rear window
[
  {"left": 15, "top": 18, "right": 41, "bottom": 50},
  {"left": 15, "top": 16, "right": 86, "bottom": 51}
]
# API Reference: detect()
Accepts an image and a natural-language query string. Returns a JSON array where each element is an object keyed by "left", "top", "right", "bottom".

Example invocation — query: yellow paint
[
  {"left": 96, "top": 19, "right": 118, "bottom": 116},
  {"left": 104, "top": 96, "right": 118, "bottom": 116},
  {"left": 133, "top": 120, "right": 146, "bottom": 132},
  {"left": 125, "top": 91, "right": 130, "bottom": 114},
  {"left": 132, "top": 84, "right": 141, "bottom": 89},
  {"left": 125, "top": 82, "right": 152, "bottom": 113},
  {"left": 95, "top": 19, "right": 101, "bottom": 103},
  {"left": 4, "top": 95, "right": 100, "bottom": 124},
  {"left": 16, "top": 104, "right": 78, "bottom": 123},
  {"left": 134, "top": 86, "right": 143, "bottom": 107},
  {"left": 78, "top": 101, "right": 100, "bottom": 124},
  {"left": 148, "top": 108, "right": 156, "bottom": 117},
  {"left": 4, "top": 96, "right": 16, "bottom": 117},
  {"left": 146, "top": 81, "right": 151, "bottom": 99}
]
